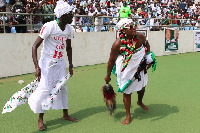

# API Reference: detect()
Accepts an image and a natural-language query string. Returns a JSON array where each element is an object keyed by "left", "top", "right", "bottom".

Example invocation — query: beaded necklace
[{"left": 120, "top": 33, "right": 139, "bottom": 72}]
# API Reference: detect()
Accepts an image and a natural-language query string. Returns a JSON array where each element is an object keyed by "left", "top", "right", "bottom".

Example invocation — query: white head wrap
[
  {"left": 54, "top": 0, "right": 74, "bottom": 18},
  {"left": 116, "top": 18, "right": 133, "bottom": 31}
]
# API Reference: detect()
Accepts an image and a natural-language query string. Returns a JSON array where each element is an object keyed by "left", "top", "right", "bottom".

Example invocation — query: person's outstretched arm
[
  {"left": 66, "top": 39, "right": 73, "bottom": 77},
  {"left": 32, "top": 36, "right": 43, "bottom": 80},
  {"left": 105, "top": 38, "right": 121, "bottom": 84}
]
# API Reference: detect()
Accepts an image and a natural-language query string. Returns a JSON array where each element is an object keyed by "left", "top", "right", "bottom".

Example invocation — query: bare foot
[
  {"left": 63, "top": 115, "right": 78, "bottom": 122},
  {"left": 37, "top": 121, "right": 45, "bottom": 131},
  {"left": 137, "top": 102, "right": 149, "bottom": 111},
  {"left": 122, "top": 116, "right": 131, "bottom": 125}
]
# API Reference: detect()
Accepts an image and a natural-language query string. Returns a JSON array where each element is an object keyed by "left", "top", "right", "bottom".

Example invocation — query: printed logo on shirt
[
  {"left": 53, "top": 37, "right": 67, "bottom": 59},
  {"left": 54, "top": 37, "right": 68, "bottom": 41}
]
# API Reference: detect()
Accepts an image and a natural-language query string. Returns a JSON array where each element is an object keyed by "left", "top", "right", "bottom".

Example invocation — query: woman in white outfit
[{"left": 29, "top": 0, "right": 77, "bottom": 130}]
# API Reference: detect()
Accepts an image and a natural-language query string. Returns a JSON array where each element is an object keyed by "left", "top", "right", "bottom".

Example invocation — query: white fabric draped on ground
[
  {"left": 2, "top": 53, "right": 71, "bottom": 114},
  {"left": 116, "top": 47, "right": 148, "bottom": 94},
  {"left": 2, "top": 79, "right": 39, "bottom": 114},
  {"left": 2, "top": 72, "right": 71, "bottom": 114}
]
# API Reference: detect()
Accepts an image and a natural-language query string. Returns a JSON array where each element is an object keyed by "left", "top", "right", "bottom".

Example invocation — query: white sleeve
[
  {"left": 67, "top": 24, "right": 74, "bottom": 39},
  {"left": 39, "top": 23, "right": 51, "bottom": 39}
]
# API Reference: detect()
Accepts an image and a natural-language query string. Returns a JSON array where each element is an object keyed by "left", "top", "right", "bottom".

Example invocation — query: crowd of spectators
[{"left": 0, "top": 0, "right": 200, "bottom": 33}]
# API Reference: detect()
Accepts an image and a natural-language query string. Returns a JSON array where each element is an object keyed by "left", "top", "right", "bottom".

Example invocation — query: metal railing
[{"left": 0, "top": 12, "right": 200, "bottom": 33}]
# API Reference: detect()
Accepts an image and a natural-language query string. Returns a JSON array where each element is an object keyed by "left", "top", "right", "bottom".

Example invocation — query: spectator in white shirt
[
  {"left": 110, "top": 3, "right": 117, "bottom": 17},
  {"left": 94, "top": 6, "right": 103, "bottom": 32}
]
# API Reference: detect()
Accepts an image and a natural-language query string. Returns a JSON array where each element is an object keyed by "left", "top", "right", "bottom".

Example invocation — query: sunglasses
[{"left": 124, "top": 24, "right": 137, "bottom": 30}]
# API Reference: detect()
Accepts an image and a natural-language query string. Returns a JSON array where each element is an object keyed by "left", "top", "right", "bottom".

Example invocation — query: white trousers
[{"left": 28, "top": 58, "right": 68, "bottom": 113}]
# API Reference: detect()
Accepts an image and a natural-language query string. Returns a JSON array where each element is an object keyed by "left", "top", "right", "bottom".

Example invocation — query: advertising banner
[
  {"left": 193, "top": 30, "right": 200, "bottom": 52},
  {"left": 165, "top": 28, "right": 179, "bottom": 52}
]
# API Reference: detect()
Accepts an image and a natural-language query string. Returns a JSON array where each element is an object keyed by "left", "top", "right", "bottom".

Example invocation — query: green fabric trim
[
  {"left": 111, "top": 63, "right": 119, "bottom": 87},
  {"left": 111, "top": 64, "right": 117, "bottom": 76},
  {"left": 117, "top": 80, "right": 132, "bottom": 93},
  {"left": 150, "top": 51, "right": 157, "bottom": 72},
  {"left": 146, "top": 52, "right": 151, "bottom": 55}
]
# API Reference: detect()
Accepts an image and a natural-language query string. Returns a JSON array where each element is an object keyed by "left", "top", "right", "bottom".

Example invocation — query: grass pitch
[{"left": 0, "top": 52, "right": 200, "bottom": 133}]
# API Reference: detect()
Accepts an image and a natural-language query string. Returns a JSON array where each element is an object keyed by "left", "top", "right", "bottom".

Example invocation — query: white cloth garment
[
  {"left": 116, "top": 47, "right": 148, "bottom": 94},
  {"left": 28, "top": 57, "right": 68, "bottom": 113},
  {"left": 39, "top": 20, "right": 73, "bottom": 60},
  {"left": 28, "top": 20, "right": 73, "bottom": 113}
]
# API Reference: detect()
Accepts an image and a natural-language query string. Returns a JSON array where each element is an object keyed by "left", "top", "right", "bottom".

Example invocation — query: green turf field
[{"left": 0, "top": 52, "right": 200, "bottom": 133}]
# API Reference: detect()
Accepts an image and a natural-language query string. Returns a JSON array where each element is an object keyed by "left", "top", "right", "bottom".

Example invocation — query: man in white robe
[{"left": 29, "top": 0, "right": 77, "bottom": 130}]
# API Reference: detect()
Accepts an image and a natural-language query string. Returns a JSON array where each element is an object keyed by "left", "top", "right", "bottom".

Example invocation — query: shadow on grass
[
  {"left": 113, "top": 104, "right": 179, "bottom": 121},
  {"left": 33, "top": 103, "right": 179, "bottom": 132},
  {"left": 31, "top": 106, "right": 109, "bottom": 132}
]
